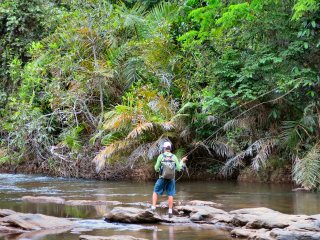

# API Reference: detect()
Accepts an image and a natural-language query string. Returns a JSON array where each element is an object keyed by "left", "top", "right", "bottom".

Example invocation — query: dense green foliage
[{"left": 0, "top": 0, "right": 319, "bottom": 187}]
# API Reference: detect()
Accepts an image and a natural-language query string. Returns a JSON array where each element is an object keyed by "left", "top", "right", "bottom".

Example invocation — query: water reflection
[{"left": 152, "top": 226, "right": 174, "bottom": 240}]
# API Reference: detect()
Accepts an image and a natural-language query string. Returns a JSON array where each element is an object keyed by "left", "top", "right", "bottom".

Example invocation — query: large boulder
[
  {"left": 104, "top": 207, "right": 162, "bottom": 223},
  {"left": 22, "top": 196, "right": 65, "bottom": 204},
  {"left": 230, "top": 207, "right": 308, "bottom": 229},
  {"left": 0, "top": 212, "right": 74, "bottom": 231},
  {"left": 80, "top": 235, "right": 148, "bottom": 240}
]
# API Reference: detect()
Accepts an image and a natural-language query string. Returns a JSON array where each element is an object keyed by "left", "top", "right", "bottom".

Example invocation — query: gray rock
[
  {"left": 0, "top": 212, "right": 74, "bottom": 230},
  {"left": 14, "top": 226, "right": 73, "bottom": 239},
  {"left": 286, "top": 219, "right": 320, "bottom": 232},
  {"left": 270, "top": 228, "right": 320, "bottom": 240},
  {"left": 230, "top": 207, "right": 308, "bottom": 229},
  {"left": 0, "top": 209, "right": 16, "bottom": 217},
  {"left": 22, "top": 196, "right": 66, "bottom": 204},
  {"left": 0, "top": 225, "right": 27, "bottom": 234},
  {"left": 161, "top": 215, "right": 191, "bottom": 224},
  {"left": 80, "top": 235, "right": 148, "bottom": 240},
  {"left": 176, "top": 205, "right": 231, "bottom": 223},
  {"left": 231, "top": 228, "right": 270, "bottom": 239},
  {"left": 308, "top": 214, "right": 320, "bottom": 221},
  {"left": 104, "top": 207, "right": 162, "bottom": 223}
]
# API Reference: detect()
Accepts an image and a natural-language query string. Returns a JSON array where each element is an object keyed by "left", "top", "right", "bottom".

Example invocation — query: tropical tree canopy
[{"left": 0, "top": 0, "right": 320, "bottom": 187}]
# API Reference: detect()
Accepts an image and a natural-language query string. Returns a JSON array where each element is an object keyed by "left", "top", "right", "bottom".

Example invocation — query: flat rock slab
[
  {"left": 230, "top": 207, "right": 308, "bottom": 229},
  {"left": 0, "top": 212, "right": 74, "bottom": 231},
  {"left": 15, "top": 226, "right": 74, "bottom": 239},
  {"left": 161, "top": 216, "right": 192, "bottom": 224},
  {"left": 66, "top": 200, "right": 122, "bottom": 206},
  {"left": 231, "top": 228, "right": 269, "bottom": 239},
  {"left": 0, "top": 225, "right": 27, "bottom": 234},
  {"left": 22, "top": 196, "right": 66, "bottom": 204},
  {"left": 104, "top": 207, "right": 162, "bottom": 223},
  {"left": 0, "top": 209, "right": 17, "bottom": 217},
  {"left": 80, "top": 235, "right": 148, "bottom": 240},
  {"left": 270, "top": 228, "right": 320, "bottom": 240},
  {"left": 186, "top": 200, "right": 222, "bottom": 208}
]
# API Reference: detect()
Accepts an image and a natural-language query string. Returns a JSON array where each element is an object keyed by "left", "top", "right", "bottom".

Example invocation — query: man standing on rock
[{"left": 150, "top": 141, "right": 187, "bottom": 218}]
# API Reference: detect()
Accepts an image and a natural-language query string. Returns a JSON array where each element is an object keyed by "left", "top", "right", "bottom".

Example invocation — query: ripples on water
[{"left": 1, "top": 173, "right": 320, "bottom": 239}]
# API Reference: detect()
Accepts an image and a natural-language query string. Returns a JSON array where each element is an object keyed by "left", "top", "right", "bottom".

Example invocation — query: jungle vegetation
[{"left": 0, "top": 0, "right": 319, "bottom": 189}]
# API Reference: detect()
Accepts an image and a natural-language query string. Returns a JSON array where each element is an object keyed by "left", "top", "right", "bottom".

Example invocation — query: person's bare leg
[
  {"left": 152, "top": 192, "right": 158, "bottom": 208},
  {"left": 168, "top": 196, "right": 173, "bottom": 209}
]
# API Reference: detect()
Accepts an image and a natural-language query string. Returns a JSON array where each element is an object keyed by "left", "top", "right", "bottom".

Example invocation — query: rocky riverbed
[
  {"left": 104, "top": 203, "right": 320, "bottom": 239},
  {"left": 1, "top": 196, "right": 320, "bottom": 239}
]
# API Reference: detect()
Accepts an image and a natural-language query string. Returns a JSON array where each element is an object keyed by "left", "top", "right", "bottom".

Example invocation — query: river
[{"left": 1, "top": 173, "right": 320, "bottom": 239}]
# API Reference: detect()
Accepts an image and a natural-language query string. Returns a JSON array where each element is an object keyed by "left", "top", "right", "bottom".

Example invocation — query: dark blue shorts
[{"left": 153, "top": 178, "right": 176, "bottom": 196}]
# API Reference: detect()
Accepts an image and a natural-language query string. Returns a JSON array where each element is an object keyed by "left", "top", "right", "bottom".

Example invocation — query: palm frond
[
  {"left": 170, "top": 114, "right": 190, "bottom": 129},
  {"left": 193, "top": 141, "right": 213, "bottom": 156},
  {"left": 126, "top": 122, "right": 155, "bottom": 139},
  {"left": 103, "top": 107, "right": 134, "bottom": 131},
  {"left": 127, "top": 144, "right": 150, "bottom": 168},
  {"left": 251, "top": 139, "right": 277, "bottom": 171},
  {"left": 101, "top": 131, "right": 123, "bottom": 145},
  {"left": 206, "top": 115, "right": 217, "bottom": 123},
  {"left": 280, "top": 120, "right": 304, "bottom": 150},
  {"left": 116, "top": 2, "right": 146, "bottom": 28},
  {"left": 148, "top": 2, "right": 177, "bottom": 23},
  {"left": 179, "top": 128, "right": 192, "bottom": 142},
  {"left": 223, "top": 117, "right": 255, "bottom": 131},
  {"left": 93, "top": 139, "right": 136, "bottom": 172},
  {"left": 208, "top": 141, "right": 234, "bottom": 158},
  {"left": 177, "top": 102, "right": 198, "bottom": 114},
  {"left": 220, "top": 138, "right": 276, "bottom": 175},
  {"left": 302, "top": 103, "right": 317, "bottom": 130},
  {"left": 147, "top": 137, "right": 170, "bottom": 160},
  {"left": 293, "top": 144, "right": 320, "bottom": 190},
  {"left": 160, "top": 121, "right": 175, "bottom": 131},
  {"left": 221, "top": 152, "right": 246, "bottom": 176},
  {"left": 123, "top": 57, "right": 142, "bottom": 87}
]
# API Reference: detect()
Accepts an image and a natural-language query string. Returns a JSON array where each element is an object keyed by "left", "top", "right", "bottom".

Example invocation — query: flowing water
[{"left": 1, "top": 173, "right": 320, "bottom": 240}]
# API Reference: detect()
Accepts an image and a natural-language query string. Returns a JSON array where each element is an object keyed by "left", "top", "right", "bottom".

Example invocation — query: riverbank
[{"left": 0, "top": 160, "right": 293, "bottom": 183}]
